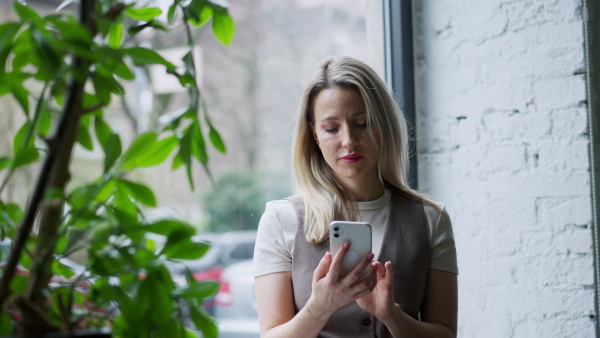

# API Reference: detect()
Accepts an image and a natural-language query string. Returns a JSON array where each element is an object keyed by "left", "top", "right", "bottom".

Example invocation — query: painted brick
[{"left": 413, "top": 0, "right": 595, "bottom": 336}]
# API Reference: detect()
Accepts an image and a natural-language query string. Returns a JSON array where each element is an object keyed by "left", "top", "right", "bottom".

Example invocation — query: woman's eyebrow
[{"left": 320, "top": 112, "right": 366, "bottom": 122}]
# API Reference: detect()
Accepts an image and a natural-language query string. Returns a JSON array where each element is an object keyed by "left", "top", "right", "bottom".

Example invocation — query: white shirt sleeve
[
  {"left": 424, "top": 203, "right": 459, "bottom": 275},
  {"left": 252, "top": 200, "right": 296, "bottom": 277}
]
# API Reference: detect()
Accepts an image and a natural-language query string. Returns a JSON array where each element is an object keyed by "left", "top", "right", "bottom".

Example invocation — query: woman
[{"left": 253, "top": 56, "right": 458, "bottom": 337}]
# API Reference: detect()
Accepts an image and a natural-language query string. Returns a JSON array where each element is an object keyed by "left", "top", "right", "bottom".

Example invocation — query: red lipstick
[{"left": 341, "top": 154, "right": 363, "bottom": 163}]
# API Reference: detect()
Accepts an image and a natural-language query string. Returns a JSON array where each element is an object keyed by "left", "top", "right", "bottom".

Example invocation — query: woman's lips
[{"left": 340, "top": 154, "right": 363, "bottom": 163}]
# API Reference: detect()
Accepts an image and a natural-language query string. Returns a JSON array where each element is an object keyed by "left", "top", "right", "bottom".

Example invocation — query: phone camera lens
[
  {"left": 334, "top": 233, "right": 339, "bottom": 238},
  {"left": 333, "top": 227, "right": 339, "bottom": 231}
]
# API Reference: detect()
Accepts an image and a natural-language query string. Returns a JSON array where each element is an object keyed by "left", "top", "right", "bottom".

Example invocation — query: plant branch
[
  {"left": 80, "top": 102, "right": 103, "bottom": 115},
  {"left": 0, "top": 1, "right": 96, "bottom": 332}
]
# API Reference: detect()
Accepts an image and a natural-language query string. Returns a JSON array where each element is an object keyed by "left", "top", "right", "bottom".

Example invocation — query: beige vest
[{"left": 287, "top": 192, "right": 430, "bottom": 338}]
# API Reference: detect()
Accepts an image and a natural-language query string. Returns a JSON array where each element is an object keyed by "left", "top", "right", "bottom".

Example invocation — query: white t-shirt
[{"left": 252, "top": 190, "right": 458, "bottom": 277}]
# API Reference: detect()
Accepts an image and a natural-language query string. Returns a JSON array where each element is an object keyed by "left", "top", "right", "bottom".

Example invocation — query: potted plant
[{"left": 0, "top": 0, "right": 234, "bottom": 336}]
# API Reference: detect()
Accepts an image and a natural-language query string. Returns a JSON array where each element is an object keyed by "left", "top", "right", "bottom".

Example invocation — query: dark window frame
[{"left": 384, "top": 0, "right": 418, "bottom": 190}]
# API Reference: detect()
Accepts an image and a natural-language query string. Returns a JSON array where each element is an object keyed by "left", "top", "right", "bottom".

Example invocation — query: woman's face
[{"left": 311, "top": 86, "right": 379, "bottom": 192}]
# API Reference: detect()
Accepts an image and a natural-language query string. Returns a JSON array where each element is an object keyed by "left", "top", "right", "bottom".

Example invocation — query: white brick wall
[{"left": 413, "top": 1, "right": 596, "bottom": 337}]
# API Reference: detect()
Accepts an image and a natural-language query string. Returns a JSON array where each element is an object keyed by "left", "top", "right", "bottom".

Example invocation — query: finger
[
  {"left": 355, "top": 252, "right": 376, "bottom": 275},
  {"left": 374, "top": 260, "right": 386, "bottom": 279},
  {"left": 312, "top": 252, "right": 332, "bottom": 285},
  {"left": 329, "top": 241, "right": 350, "bottom": 277},
  {"left": 384, "top": 261, "right": 394, "bottom": 289},
  {"left": 348, "top": 253, "right": 375, "bottom": 284},
  {"left": 343, "top": 251, "right": 375, "bottom": 285},
  {"left": 353, "top": 268, "right": 379, "bottom": 299},
  {"left": 349, "top": 261, "right": 378, "bottom": 295}
]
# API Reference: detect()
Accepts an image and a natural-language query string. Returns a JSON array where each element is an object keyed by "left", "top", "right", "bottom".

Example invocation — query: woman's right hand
[{"left": 304, "top": 242, "right": 378, "bottom": 323}]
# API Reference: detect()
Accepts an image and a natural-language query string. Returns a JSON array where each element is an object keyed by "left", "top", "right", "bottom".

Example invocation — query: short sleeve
[
  {"left": 252, "top": 200, "right": 295, "bottom": 277},
  {"left": 424, "top": 203, "right": 459, "bottom": 275}
]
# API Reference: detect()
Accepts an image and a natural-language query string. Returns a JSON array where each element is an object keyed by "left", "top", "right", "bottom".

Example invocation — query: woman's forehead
[{"left": 312, "top": 87, "right": 366, "bottom": 120}]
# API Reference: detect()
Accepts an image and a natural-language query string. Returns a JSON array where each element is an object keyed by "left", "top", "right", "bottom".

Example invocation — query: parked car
[
  {"left": 165, "top": 230, "right": 257, "bottom": 314},
  {"left": 214, "top": 259, "right": 260, "bottom": 338}
]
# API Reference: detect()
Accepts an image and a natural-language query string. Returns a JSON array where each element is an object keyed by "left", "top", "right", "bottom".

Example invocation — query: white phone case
[{"left": 329, "top": 221, "right": 372, "bottom": 277}]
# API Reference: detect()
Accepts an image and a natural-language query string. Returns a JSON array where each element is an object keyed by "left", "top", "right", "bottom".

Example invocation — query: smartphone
[{"left": 329, "top": 221, "right": 372, "bottom": 277}]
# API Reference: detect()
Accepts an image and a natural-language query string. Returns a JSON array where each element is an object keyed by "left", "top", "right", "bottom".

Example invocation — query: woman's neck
[{"left": 342, "top": 180, "right": 385, "bottom": 202}]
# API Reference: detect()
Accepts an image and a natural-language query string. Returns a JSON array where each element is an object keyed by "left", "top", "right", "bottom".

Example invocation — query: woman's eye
[
  {"left": 324, "top": 127, "right": 338, "bottom": 133},
  {"left": 357, "top": 123, "right": 368, "bottom": 129}
]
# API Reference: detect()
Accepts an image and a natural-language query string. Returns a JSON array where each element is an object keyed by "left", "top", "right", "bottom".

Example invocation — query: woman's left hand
[{"left": 356, "top": 261, "right": 398, "bottom": 321}]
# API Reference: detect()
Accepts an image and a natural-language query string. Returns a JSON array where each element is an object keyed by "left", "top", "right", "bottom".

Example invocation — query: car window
[{"left": 229, "top": 243, "right": 255, "bottom": 260}]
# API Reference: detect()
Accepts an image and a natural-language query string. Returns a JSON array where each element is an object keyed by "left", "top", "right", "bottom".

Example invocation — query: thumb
[{"left": 313, "top": 252, "right": 332, "bottom": 284}]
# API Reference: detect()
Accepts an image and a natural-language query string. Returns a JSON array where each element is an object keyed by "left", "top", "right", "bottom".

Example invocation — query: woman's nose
[{"left": 341, "top": 126, "right": 358, "bottom": 148}]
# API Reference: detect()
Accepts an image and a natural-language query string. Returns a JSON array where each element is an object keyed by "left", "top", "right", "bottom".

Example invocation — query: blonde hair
[{"left": 292, "top": 56, "right": 433, "bottom": 244}]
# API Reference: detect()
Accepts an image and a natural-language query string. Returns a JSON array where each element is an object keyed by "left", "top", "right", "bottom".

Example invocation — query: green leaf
[
  {"left": 31, "top": 28, "right": 61, "bottom": 77},
  {"left": 120, "top": 179, "right": 156, "bottom": 207},
  {"left": 77, "top": 124, "right": 94, "bottom": 151},
  {"left": 10, "top": 82, "right": 29, "bottom": 116},
  {"left": 186, "top": 2, "right": 213, "bottom": 27},
  {"left": 209, "top": 126, "right": 226, "bottom": 153},
  {"left": 95, "top": 178, "right": 116, "bottom": 204},
  {"left": 212, "top": 11, "right": 235, "bottom": 45},
  {"left": 108, "top": 23, "right": 123, "bottom": 49},
  {"left": 0, "top": 22, "right": 22, "bottom": 76},
  {"left": 122, "top": 47, "right": 175, "bottom": 69},
  {"left": 0, "top": 311, "right": 11, "bottom": 335},
  {"left": 113, "top": 59, "right": 135, "bottom": 80},
  {"left": 145, "top": 220, "right": 195, "bottom": 238},
  {"left": 13, "top": 121, "right": 33, "bottom": 154},
  {"left": 171, "top": 280, "right": 219, "bottom": 302},
  {"left": 121, "top": 132, "right": 157, "bottom": 170},
  {"left": 92, "top": 76, "right": 111, "bottom": 105},
  {"left": 91, "top": 255, "right": 126, "bottom": 276},
  {"left": 52, "top": 259, "right": 75, "bottom": 278},
  {"left": 137, "top": 268, "right": 175, "bottom": 328},
  {"left": 136, "top": 134, "right": 178, "bottom": 167},
  {"left": 82, "top": 92, "right": 103, "bottom": 115},
  {"left": 14, "top": 2, "right": 42, "bottom": 22},
  {"left": 191, "top": 121, "right": 208, "bottom": 164},
  {"left": 0, "top": 157, "right": 12, "bottom": 171},
  {"left": 0, "top": 22, "right": 21, "bottom": 51},
  {"left": 94, "top": 117, "right": 112, "bottom": 150},
  {"left": 114, "top": 187, "right": 137, "bottom": 219},
  {"left": 180, "top": 128, "right": 194, "bottom": 190},
  {"left": 110, "top": 206, "right": 138, "bottom": 228},
  {"left": 55, "top": 235, "right": 67, "bottom": 254},
  {"left": 51, "top": 18, "right": 92, "bottom": 44},
  {"left": 172, "top": 151, "right": 183, "bottom": 170},
  {"left": 62, "top": 39, "right": 99, "bottom": 61},
  {"left": 182, "top": 51, "right": 196, "bottom": 78},
  {"left": 189, "top": 303, "right": 218, "bottom": 338},
  {"left": 4, "top": 203, "right": 24, "bottom": 225},
  {"left": 104, "top": 133, "right": 122, "bottom": 173},
  {"left": 68, "top": 184, "right": 94, "bottom": 209},
  {"left": 13, "top": 147, "right": 39, "bottom": 169},
  {"left": 161, "top": 231, "right": 208, "bottom": 260},
  {"left": 167, "top": 1, "right": 182, "bottom": 25},
  {"left": 131, "top": 248, "right": 155, "bottom": 268},
  {"left": 125, "top": 7, "right": 163, "bottom": 21},
  {"left": 162, "top": 239, "right": 209, "bottom": 260},
  {"left": 10, "top": 274, "right": 28, "bottom": 294},
  {"left": 89, "top": 276, "right": 119, "bottom": 302},
  {"left": 35, "top": 108, "right": 52, "bottom": 137},
  {"left": 92, "top": 72, "right": 123, "bottom": 104},
  {"left": 175, "top": 73, "right": 195, "bottom": 87}
]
